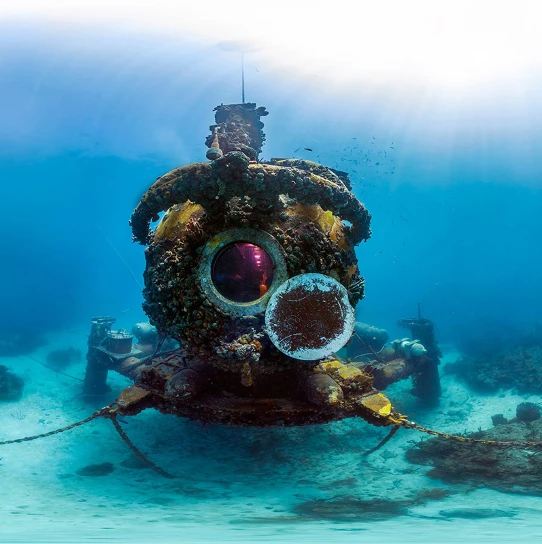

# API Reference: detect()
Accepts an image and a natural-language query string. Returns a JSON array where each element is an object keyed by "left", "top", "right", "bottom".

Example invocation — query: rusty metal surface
[
  {"left": 112, "top": 348, "right": 394, "bottom": 427},
  {"left": 265, "top": 273, "right": 355, "bottom": 360}
]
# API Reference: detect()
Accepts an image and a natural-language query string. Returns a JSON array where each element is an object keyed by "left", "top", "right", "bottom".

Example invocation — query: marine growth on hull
[{"left": 83, "top": 103, "right": 441, "bottom": 428}]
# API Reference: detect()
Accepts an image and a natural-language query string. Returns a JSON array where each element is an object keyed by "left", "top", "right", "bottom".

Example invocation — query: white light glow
[{"left": 1, "top": 0, "right": 541, "bottom": 92}]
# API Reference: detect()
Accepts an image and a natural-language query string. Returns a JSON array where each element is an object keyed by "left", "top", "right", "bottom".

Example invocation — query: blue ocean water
[{"left": 1, "top": 9, "right": 542, "bottom": 544}]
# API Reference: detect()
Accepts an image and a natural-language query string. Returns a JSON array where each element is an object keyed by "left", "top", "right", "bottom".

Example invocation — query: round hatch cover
[{"left": 265, "top": 273, "right": 355, "bottom": 360}]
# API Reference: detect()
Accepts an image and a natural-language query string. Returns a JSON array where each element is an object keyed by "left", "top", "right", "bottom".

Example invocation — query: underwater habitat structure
[
  {"left": 3, "top": 5, "right": 542, "bottom": 542},
  {"left": 2, "top": 103, "right": 542, "bottom": 488},
  {"left": 78, "top": 103, "right": 446, "bottom": 432}
]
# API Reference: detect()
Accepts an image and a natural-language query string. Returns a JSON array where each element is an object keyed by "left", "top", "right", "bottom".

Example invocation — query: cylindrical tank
[{"left": 106, "top": 331, "right": 133, "bottom": 355}]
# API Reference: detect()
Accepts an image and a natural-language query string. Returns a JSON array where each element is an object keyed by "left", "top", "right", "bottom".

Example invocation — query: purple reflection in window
[{"left": 211, "top": 242, "right": 275, "bottom": 303}]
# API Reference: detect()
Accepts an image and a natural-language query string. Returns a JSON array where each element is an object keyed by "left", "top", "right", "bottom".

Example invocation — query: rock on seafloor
[{"left": 406, "top": 417, "right": 542, "bottom": 494}]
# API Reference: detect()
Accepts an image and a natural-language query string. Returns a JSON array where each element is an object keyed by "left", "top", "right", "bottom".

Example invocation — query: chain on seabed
[
  {"left": 0, "top": 404, "right": 174, "bottom": 478},
  {"left": 384, "top": 411, "right": 542, "bottom": 449},
  {"left": 2, "top": 407, "right": 542, "bottom": 474}
]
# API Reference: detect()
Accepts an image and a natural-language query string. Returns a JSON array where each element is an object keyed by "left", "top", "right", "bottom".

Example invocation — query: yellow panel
[
  {"left": 154, "top": 201, "right": 204, "bottom": 241},
  {"left": 286, "top": 203, "right": 323, "bottom": 222},
  {"left": 315, "top": 209, "right": 335, "bottom": 235},
  {"left": 361, "top": 393, "right": 393, "bottom": 417},
  {"left": 286, "top": 204, "right": 348, "bottom": 249},
  {"left": 319, "top": 360, "right": 371, "bottom": 384}
]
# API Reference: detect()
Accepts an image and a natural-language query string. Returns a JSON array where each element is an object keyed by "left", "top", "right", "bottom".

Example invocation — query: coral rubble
[
  {"left": 445, "top": 337, "right": 542, "bottom": 393},
  {"left": 291, "top": 488, "right": 455, "bottom": 522},
  {"left": 406, "top": 411, "right": 542, "bottom": 494}
]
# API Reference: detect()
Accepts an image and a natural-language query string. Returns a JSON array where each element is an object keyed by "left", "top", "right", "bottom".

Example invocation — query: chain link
[
  {"left": 108, "top": 415, "right": 174, "bottom": 478},
  {"left": 390, "top": 411, "right": 542, "bottom": 449},
  {"left": 0, "top": 403, "right": 174, "bottom": 478},
  {"left": 0, "top": 405, "right": 116, "bottom": 446},
  {"left": 3, "top": 404, "right": 541, "bottom": 455}
]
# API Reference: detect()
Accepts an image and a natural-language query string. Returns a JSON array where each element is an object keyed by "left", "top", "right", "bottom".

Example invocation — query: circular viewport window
[{"left": 211, "top": 242, "right": 275, "bottom": 303}]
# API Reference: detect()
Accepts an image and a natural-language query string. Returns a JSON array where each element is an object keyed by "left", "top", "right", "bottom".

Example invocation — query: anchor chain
[
  {"left": 387, "top": 411, "right": 542, "bottom": 449},
  {"left": 0, "top": 405, "right": 116, "bottom": 446},
  {"left": 0, "top": 404, "right": 174, "bottom": 478}
]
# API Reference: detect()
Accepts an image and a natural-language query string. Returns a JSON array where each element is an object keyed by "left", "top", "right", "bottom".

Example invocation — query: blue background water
[{"left": 1, "top": 21, "right": 540, "bottom": 351}]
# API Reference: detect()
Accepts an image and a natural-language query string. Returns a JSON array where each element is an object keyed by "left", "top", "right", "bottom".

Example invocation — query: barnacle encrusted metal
[
  {"left": 130, "top": 152, "right": 371, "bottom": 246},
  {"left": 120, "top": 103, "right": 396, "bottom": 427}
]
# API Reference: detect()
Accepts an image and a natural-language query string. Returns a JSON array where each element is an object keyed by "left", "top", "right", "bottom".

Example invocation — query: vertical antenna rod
[{"left": 216, "top": 41, "right": 258, "bottom": 104}]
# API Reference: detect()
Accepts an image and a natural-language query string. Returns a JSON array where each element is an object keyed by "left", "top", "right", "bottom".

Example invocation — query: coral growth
[
  {"left": 406, "top": 410, "right": 542, "bottom": 494},
  {"left": 292, "top": 488, "right": 454, "bottom": 522},
  {"left": 516, "top": 401, "right": 541, "bottom": 422},
  {"left": 0, "top": 331, "right": 47, "bottom": 357},
  {"left": 445, "top": 337, "right": 542, "bottom": 393},
  {"left": 293, "top": 497, "right": 409, "bottom": 521},
  {"left": 0, "top": 365, "right": 24, "bottom": 401},
  {"left": 140, "top": 161, "right": 364, "bottom": 367},
  {"left": 204, "top": 103, "right": 268, "bottom": 161}
]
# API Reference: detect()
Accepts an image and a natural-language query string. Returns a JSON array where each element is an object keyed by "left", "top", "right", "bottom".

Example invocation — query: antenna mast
[{"left": 217, "top": 41, "right": 260, "bottom": 105}]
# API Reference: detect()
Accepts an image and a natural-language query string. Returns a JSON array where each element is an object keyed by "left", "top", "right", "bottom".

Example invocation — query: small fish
[
  {"left": 304, "top": 147, "right": 313, "bottom": 152},
  {"left": 294, "top": 147, "right": 301, "bottom": 153},
  {"left": 390, "top": 146, "right": 395, "bottom": 149},
  {"left": 117, "top": 418, "right": 129, "bottom": 425},
  {"left": 121, "top": 308, "right": 131, "bottom": 313},
  {"left": 255, "top": 68, "right": 259, "bottom": 72}
]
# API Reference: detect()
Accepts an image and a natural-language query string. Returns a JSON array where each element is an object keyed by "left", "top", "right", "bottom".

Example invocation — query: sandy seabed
[{"left": 1, "top": 329, "right": 542, "bottom": 544}]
